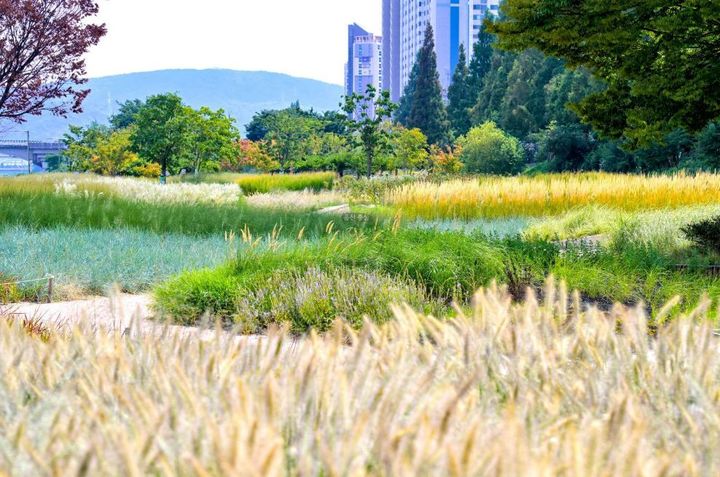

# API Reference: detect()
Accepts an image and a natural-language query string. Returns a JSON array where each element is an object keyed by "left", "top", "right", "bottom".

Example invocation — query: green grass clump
[
  {"left": 0, "top": 188, "right": 369, "bottom": 238},
  {"left": 236, "top": 172, "right": 335, "bottom": 194},
  {"left": 155, "top": 225, "right": 720, "bottom": 330},
  {"left": 154, "top": 230, "right": 520, "bottom": 327}
]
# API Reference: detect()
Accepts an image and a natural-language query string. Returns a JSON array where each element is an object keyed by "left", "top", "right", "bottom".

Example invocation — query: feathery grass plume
[{"left": 3, "top": 281, "right": 720, "bottom": 474}]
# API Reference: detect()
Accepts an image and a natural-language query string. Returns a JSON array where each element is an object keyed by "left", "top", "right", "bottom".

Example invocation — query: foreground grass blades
[{"left": 4, "top": 284, "right": 720, "bottom": 475}]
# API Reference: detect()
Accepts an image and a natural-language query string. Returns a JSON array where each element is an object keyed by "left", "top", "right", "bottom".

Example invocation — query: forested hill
[{"left": 12, "top": 69, "right": 343, "bottom": 141}]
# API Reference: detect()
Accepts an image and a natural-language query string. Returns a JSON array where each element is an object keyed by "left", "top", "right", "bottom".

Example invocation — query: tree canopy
[
  {"left": 447, "top": 45, "right": 473, "bottom": 137},
  {"left": 0, "top": 0, "right": 106, "bottom": 122},
  {"left": 342, "top": 85, "right": 397, "bottom": 178},
  {"left": 403, "top": 24, "right": 450, "bottom": 146},
  {"left": 488, "top": 0, "right": 720, "bottom": 145}
]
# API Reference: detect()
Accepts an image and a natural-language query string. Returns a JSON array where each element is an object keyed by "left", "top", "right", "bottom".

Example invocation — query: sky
[{"left": 85, "top": 0, "right": 382, "bottom": 86}]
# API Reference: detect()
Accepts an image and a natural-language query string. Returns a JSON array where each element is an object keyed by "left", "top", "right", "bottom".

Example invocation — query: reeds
[
  {"left": 2, "top": 281, "right": 720, "bottom": 475},
  {"left": 388, "top": 172, "right": 720, "bottom": 219}
]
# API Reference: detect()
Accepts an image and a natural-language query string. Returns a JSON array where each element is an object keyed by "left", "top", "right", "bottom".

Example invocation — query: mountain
[{"left": 11, "top": 69, "right": 344, "bottom": 141}]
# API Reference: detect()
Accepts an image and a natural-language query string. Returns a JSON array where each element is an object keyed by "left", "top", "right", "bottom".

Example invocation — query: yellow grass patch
[{"left": 387, "top": 172, "right": 720, "bottom": 219}]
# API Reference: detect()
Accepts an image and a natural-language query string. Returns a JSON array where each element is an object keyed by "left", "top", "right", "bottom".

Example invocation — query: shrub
[
  {"left": 458, "top": 122, "right": 524, "bottom": 175},
  {"left": 682, "top": 215, "right": 720, "bottom": 254}
]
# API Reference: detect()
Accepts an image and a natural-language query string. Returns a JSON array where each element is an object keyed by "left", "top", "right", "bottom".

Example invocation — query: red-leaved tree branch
[{"left": 0, "top": 0, "right": 106, "bottom": 122}]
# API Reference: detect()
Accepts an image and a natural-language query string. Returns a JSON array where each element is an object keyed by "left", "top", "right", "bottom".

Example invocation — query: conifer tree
[
  {"left": 468, "top": 23, "right": 495, "bottom": 94},
  {"left": 471, "top": 49, "right": 515, "bottom": 125},
  {"left": 447, "top": 45, "right": 473, "bottom": 137},
  {"left": 407, "top": 23, "right": 450, "bottom": 145},
  {"left": 395, "top": 60, "right": 418, "bottom": 126}
]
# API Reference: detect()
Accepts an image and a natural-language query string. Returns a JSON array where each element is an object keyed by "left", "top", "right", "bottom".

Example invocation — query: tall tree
[
  {"left": 181, "top": 107, "right": 241, "bottom": 174},
  {"left": 489, "top": 0, "right": 720, "bottom": 145},
  {"left": 498, "top": 50, "right": 562, "bottom": 139},
  {"left": 407, "top": 24, "right": 450, "bottom": 145},
  {"left": 342, "top": 85, "right": 397, "bottom": 178},
  {"left": 130, "top": 93, "right": 187, "bottom": 178},
  {"left": 395, "top": 60, "right": 418, "bottom": 126},
  {"left": 264, "top": 111, "right": 322, "bottom": 171},
  {"left": 471, "top": 49, "right": 515, "bottom": 125},
  {"left": 0, "top": 0, "right": 106, "bottom": 122},
  {"left": 447, "top": 45, "right": 473, "bottom": 137},
  {"left": 467, "top": 23, "right": 495, "bottom": 94},
  {"left": 109, "top": 99, "right": 145, "bottom": 130}
]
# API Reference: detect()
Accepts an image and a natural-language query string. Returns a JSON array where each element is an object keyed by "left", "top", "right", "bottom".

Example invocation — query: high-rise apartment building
[
  {"left": 345, "top": 24, "right": 383, "bottom": 118},
  {"left": 382, "top": 0, "right": 500, "bottom": 101}
]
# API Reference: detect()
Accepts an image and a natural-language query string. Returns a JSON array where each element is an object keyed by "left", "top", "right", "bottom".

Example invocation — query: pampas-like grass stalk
[{"left": 1, "top": 281, "right": 719, "bottom": 475}]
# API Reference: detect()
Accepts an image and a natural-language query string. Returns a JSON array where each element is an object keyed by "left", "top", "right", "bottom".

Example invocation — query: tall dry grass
[
  {"left": 0, "top": 174, "right": 242, "bottom": 205},
  {"left": 2, "top": 281, "right": 720, "bottom": 475},
  {"left": 388, "top": 172, "right": 720, "bottom": 219}
]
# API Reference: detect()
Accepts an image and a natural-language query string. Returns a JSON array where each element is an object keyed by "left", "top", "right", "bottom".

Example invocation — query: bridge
[{"left": 0, "top": 140, "right": 66, "bottom": 169}]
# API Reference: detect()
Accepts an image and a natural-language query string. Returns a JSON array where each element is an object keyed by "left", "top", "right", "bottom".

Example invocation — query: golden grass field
[
  {"left": 387, "top": 172, "right": 720, "bottom": 219},
  {"left": 2, "top": 281, "right": 720, "bottom": 476}
]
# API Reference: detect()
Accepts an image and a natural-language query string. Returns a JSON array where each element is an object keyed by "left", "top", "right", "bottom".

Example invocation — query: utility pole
[{"left": 26, "top": 131, "right": 31, "bottom": 174}]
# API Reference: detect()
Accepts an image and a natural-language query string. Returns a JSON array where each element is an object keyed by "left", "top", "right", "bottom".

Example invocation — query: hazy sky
[{"left": 85, "top": 0, "right": 382, "bottom": 86}]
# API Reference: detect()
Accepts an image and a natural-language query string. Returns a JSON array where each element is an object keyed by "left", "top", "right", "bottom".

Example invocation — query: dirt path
[{"left": 5, "top": 294, "right": 263, "bottom": 343}]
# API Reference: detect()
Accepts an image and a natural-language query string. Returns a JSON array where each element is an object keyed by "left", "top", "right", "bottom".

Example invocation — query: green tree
[
  {"left": 393, "top": 127, "right": 430, "bottom": 171},
  {"left": 62, "top": 122, "right": 112, "bottom": 171},
  {"left": 585, "top": 140, "right": 637, "bottom": 173},
  {"left": 245, "top": 104, "right": 323, "bottom": 141},
  {"left": 690, "top": 122, "right": 720, "bottom": 170},
  {"left": 447, "top": 45, "right": 473, "bottom": 137},
  {"left": 498, "top": 50, "right": 545, "bottom": 139},
  {"left": 471, "top": 49, "right": 515, "bottom": 125},
  {"left": 181, "top": 106, "right": 240, "bottom": 174},
  {"left": 407, "top": 23, "right": 450, "bottom": 146},
  {"left": 264, "top": 111, "right": 323, "bottom": 171},
  {"left": 535, "top": 122, "right": 595, "bottom": 172},
  {"left": 130, "top": 93, "right": 187, "bottom": 177},
  {"left": 544, "top": 68, "right": 600, "bottom": 127},
  {"left": 468, "top": 23, "right": 495, "bottom": 94},
  {"left": 396, "top": 60, "right": 418, "bottom": 126},
  {"left": 634, "top": 129, "right": 694, "bottom": 172},
  {"left": 109, "top": 99, "right": 145, "bottom": 130},
  {"left": 489, "top": 0, "right": 720, "bottom": 145},
  {"left": 458, "top": 121, "right": 524, "bottom": 175},
  {"left": 342, "top": 85, "right": 397, "bottom": 178}
]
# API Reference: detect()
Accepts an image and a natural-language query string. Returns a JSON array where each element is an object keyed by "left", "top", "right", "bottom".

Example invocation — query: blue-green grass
[{"left": 0, "top": 226, "right": 234, "bottom": 297}]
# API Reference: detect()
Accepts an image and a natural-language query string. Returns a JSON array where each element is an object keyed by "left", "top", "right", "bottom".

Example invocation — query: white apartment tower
[
  {"left": 345, "top": 24, "right": 383, "bottom": 118},
  {"left": 383, "top": 0, "right": 500, "bottom": 101}
]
